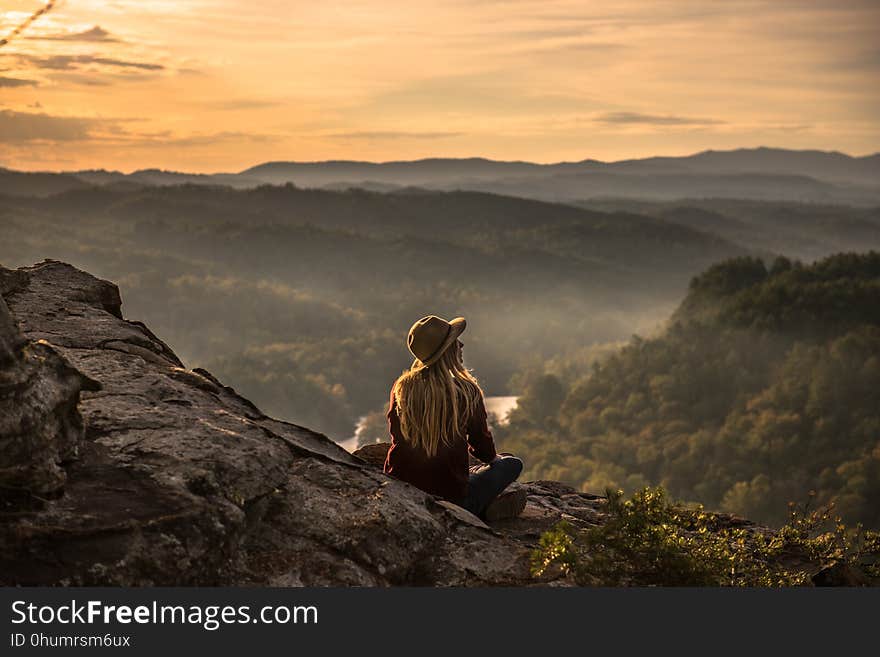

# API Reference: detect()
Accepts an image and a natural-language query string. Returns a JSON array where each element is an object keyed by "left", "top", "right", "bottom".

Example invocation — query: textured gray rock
[
  {"left": 0, "top": 274, "right": 98, "bottom": 498},
  {"left": 353, "top": 444, "right": 607, "bottom": 551}
]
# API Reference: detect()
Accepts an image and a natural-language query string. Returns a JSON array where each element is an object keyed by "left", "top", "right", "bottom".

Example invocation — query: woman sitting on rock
[{"left": 383, "top": 315, "right": 526, "bottom": 521}]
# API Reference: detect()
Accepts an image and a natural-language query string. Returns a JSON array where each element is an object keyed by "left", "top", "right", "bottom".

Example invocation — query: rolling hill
[{"left": 3, "top": 147, "right": 878, "bottom": 204}]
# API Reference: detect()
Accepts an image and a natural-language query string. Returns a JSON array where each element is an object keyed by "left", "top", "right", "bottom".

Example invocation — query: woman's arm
[
  {"left": 386, "top": 390, "right": 402, "bottom": 444},
  {"left": 466, "top": 395, "right": 498, "bottom": 463}
]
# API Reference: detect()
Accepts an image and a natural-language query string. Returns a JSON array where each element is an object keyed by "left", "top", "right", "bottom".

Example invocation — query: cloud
[
  {"left": 761, "top": 123, "right": 814, "bottom": 133},
  {"left": 510, "top": 38, "right": 625, "bottom": 57},
  {"left": 0, "top": 110, "right": 270, "bottom": 148},
  {"left": 27, "top": 25, "right": 119, "bottom": 43},
  {"left": 514, "top": 2, "right": 774, "bottom": 28},
  {"left": 353, "top": 72, "right": 601, "bottom": 121},
  {"left": 211, "top": 99, "right": 282, "bottom": 110},
  {"left": 49, "top": 72, "right": 114, "bottom": 87},
  {"left": 0, "top": 110, "right": 278, "bottom": 149},
  {"left": 0, "top": 109, "right": 101, "bottom": 142},
  {"left": 0, "top": 76, "right": 37, "bottom": 87},
  {"left": 593, "top": 111, "right": 726, "bottom": 126},
  {"left": 19, "top": 54, "right": 164, "bottom": 71},
  {"left": 325, "top": 131, "right": 463, "bottom": 140},
  {"left": 140, "top": 131, "right": 277, "bottom": 147},
  {"left": 824, "top": 46, "right": 880, "bottom": 73}
]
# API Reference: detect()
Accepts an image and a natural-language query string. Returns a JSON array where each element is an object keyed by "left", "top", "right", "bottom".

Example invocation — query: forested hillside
[
  {"left": 496, "top": 253, "right": 880, "bottom": 528},
  {"left": 0, "top": 184, "right": 740, "bottom": 438}
]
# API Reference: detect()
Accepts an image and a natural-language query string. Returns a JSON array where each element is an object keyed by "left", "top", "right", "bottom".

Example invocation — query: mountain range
[{"left": 3, "top": 147, "right": 878, "bottom": 205}]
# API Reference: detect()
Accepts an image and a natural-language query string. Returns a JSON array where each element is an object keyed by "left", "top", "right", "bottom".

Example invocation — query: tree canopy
[{"left": 496, "top": 253, "right": 880, "bottom": 528}]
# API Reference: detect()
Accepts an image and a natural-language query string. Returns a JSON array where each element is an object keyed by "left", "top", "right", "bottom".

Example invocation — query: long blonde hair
[{"left": 391, "top": 342, "right": 484, "bottom": 457}]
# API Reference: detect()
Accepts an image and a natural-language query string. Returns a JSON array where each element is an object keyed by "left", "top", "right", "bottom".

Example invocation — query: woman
[{"left": 383, "top": 315, "right": 526, "bottom": 521}]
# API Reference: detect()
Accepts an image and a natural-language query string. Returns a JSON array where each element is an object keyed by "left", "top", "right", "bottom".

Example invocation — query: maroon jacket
[{"left": 383, "top": 389, "right": 497, "bottom": 504}]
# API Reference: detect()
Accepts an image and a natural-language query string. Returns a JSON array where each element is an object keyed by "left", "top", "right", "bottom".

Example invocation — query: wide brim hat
[{"left": 407, "top": 315, "right": 466, "bottom": 367}]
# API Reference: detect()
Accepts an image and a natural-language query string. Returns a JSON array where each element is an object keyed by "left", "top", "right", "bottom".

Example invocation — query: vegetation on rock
[{"left": 531, "top": 487, "right": 880, "bottom": 586}]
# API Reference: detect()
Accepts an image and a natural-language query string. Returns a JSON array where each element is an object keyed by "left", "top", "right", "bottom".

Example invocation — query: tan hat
[{"left": 407, "top": 315, "right": 466, "bottom": 367}]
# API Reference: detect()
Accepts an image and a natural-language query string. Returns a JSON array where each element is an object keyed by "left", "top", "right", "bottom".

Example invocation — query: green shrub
[{"left": 531, "top": 487, "right": 880, "bottom": 586}]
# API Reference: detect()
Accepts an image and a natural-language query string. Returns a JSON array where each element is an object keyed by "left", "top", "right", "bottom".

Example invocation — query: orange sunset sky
[{"left": 1, "top": 0, "right": 878, "bottom": 172}]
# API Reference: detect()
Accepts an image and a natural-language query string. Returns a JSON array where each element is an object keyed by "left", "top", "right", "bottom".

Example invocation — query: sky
[{"left": 0, "top": 0, "right": 878, "bottom": 172}]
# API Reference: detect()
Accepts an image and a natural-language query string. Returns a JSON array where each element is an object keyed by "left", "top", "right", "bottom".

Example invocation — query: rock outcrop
[
  {"left": 0, "top": 261, "right": 607, "bottom": 585},
  {"left": 0, "top": 261, "right": 868, "bottom": 586}
]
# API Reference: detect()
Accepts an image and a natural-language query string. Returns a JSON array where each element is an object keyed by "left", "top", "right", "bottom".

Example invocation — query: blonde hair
[{"left": 391, "top": 342, "right": 484, "bottom": 457}]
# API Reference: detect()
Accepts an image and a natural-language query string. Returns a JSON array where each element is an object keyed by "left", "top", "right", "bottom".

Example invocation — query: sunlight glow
[{"left": 0, "top": 0, "right": 877, "bottom": 171}]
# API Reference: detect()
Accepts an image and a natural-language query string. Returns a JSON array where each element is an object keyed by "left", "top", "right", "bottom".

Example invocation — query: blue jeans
[{"left": 461, "top": 455, "right": 524, "bottom": 518}]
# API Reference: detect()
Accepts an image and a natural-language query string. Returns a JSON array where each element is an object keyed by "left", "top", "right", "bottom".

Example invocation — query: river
[{"left": 336, "top": 395, "right": 519, "bottom": 453}]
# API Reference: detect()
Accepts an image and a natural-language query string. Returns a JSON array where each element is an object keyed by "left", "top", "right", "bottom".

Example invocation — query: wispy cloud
[
  {"left": 150, "top": 131, "right": 277, "bottom": 147},
  {"left": 0, "top": 75, "right": 37, "bottom": 87},
  {"left": 26, "top": 25, "right": 120, "bottom": 43},
  {"left": 594, "top": 112, "right": 726, "bottom": 126},
  {"left": 0, "top": 109, "right": 274, "bottom": 148},
  {"left": 210, "top": 99, "right": 282, "bottom": 110},
  {"left": 48, "top": 72, "right": 115, "bottom": 87},
  {"left": 17, "top": 54, "right": 164, "bottom": 71},
  {"left": 326, "top": 131, "right": 463, "bottom": 140},
  {"left": 0, "top": 109, "right": 104, "bottom": 142}
]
